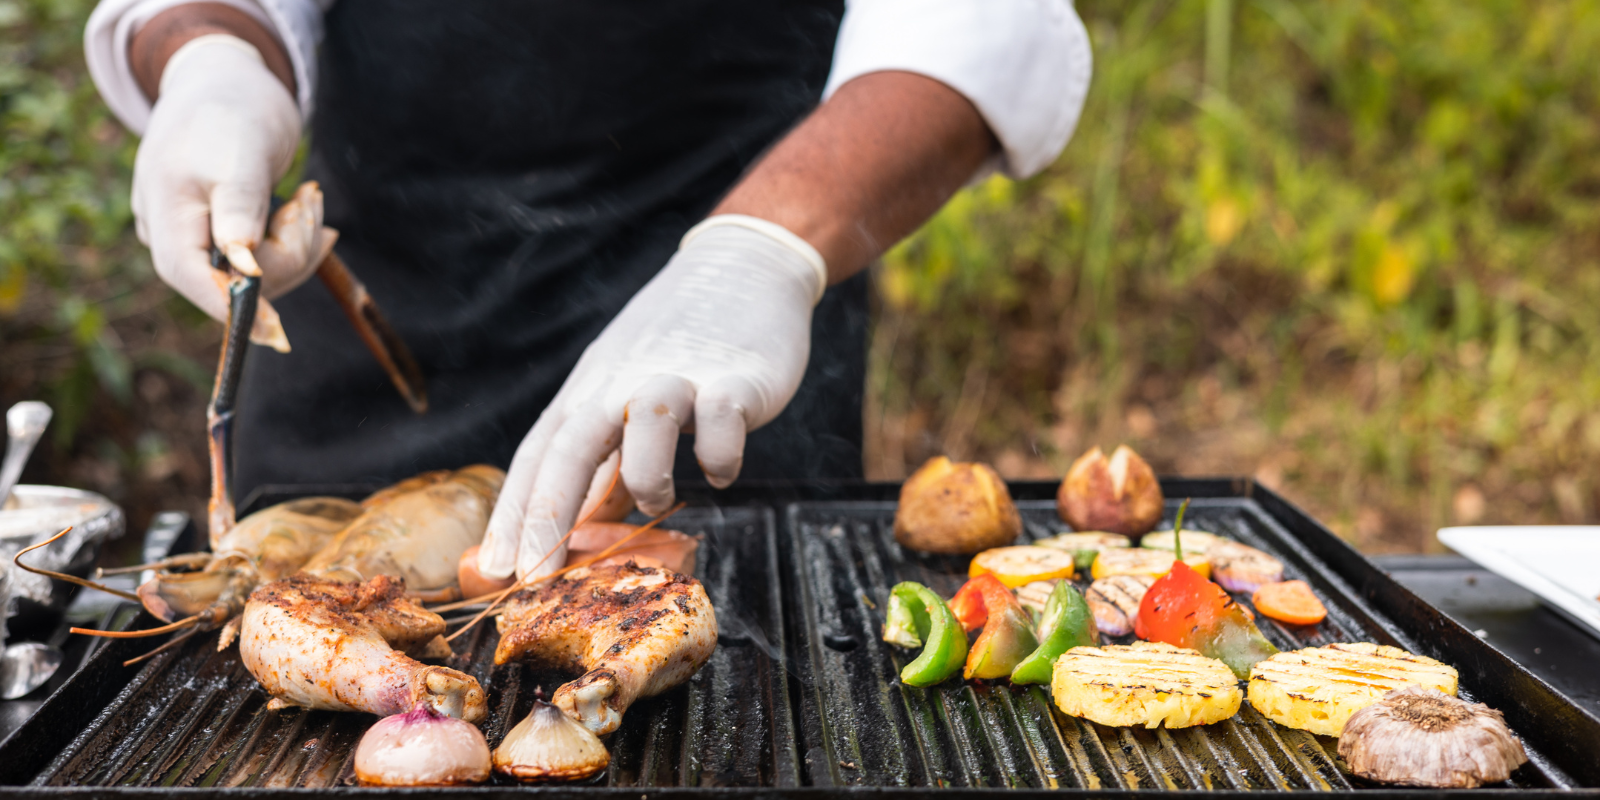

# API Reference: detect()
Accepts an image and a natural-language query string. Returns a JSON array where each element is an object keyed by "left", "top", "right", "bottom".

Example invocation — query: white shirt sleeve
[
  {"left": 824, "top": 0, "right": 1092, "bottom": 179},
  {"left": 84, "top": 0, "right": 331, "bottom": 134}
]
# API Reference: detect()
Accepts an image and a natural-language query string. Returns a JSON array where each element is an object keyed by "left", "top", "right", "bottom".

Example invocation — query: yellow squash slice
[
  {"left": 1091, "top": 547, "right": 1211, "bottom": 580},
  {"left": 1139, "top": 529, "right": 1228, "bottom": 552},
  {"left": 969, "top": 546, "right": 1076, "bottom": 588}
]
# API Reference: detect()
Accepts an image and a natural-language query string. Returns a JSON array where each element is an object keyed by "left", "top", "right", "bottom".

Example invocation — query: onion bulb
[
  {"left": 494, "top": 699, "right": 610, "bottom": 782},
  {"left": 1338, "top": 686, "right": 1527, "bottom": 788},
  {"left": 354, "top": 704, "right": 491, "bottom": 786}
]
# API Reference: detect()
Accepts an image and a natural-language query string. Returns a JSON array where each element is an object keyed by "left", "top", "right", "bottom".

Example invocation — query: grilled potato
[
  {"left": 894, "top": 457, "right": 1022, "bottom": 554},
  {"left": 1052, "top": 642, "right": 1242, "bottom": 729},
  {"left": 1247, "top": 643, "right": 1459, "bottom": 737},
  {"left": 1057, "top": 445, "right": 1164, "bottom": 537}
]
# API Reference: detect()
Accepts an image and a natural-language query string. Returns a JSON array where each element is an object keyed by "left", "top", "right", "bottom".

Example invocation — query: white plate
[{"left": 1437, "top": 526, "right": 1600, "bottom": 640}]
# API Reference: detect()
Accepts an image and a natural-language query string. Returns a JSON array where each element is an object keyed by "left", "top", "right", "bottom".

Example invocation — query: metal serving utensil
[
  {"left": 0, "top": 402, "right": 52, "bottom": 509},
  {"left": 1, "top": 403, "right": 70, "bottom": 698},
  {"left": 0, "top": 641, "right": 62, "bottom": 700}
]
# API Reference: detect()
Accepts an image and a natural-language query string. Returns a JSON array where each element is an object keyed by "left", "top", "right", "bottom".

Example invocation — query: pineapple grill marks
[
  {"left": 1248, "top": 643, "right": 1460, "bottom": 738},
  {"left": 1051, "top": 642, "right": 1244, "bottom": 729}
]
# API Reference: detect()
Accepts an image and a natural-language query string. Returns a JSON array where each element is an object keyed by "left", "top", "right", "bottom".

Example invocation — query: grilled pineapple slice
[
  {"left": 1052, "top": 641, "right": 1242, "bottom": 728},
  {"left": 1247, "top": 642, "right": 1459, "bottom": 737}
]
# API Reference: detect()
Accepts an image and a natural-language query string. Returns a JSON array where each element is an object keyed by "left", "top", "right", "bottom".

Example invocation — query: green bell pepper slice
[
  {"left": 881, "top": 581, "right": 968, "bottom": 687},
  {"left": 1010, "top": 580, "right": 1098, "bottom": 684}
]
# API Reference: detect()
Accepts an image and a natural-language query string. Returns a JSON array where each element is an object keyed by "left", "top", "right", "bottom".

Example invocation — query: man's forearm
[
  {"left": 714, "top": 70, "right": 998, "bottom": 284},
  {"left": 130, "top": 2, "right": 296, "bottom": 101}
]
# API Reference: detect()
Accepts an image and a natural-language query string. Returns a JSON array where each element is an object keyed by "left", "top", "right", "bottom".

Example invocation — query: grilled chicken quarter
[
  {"left": 241, "top": 574, "right": 487, "bottom": 722},
  {"left": 494, "top": 561, "right": 718, "bottom": 735}
]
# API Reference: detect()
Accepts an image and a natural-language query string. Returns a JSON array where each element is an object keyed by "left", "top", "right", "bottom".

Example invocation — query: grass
[{"left": 4, "top": 0, "right": 1599, "bottom": 551}]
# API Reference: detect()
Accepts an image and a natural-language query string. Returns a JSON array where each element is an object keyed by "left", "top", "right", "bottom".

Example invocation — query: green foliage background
[
  {"left": 873, "top": 0, "right": 1600, "bottom": 547},
  {"left": 1, "top": 0, "right": 214, "bottom": 537},
  {"left": 4, "top": 0, "right": 1599, "bottom": 548}
]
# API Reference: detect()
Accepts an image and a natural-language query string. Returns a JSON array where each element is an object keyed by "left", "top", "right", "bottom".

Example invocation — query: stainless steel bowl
[{"left": 0, "top": 486, "right": 124, "bottom": 644}]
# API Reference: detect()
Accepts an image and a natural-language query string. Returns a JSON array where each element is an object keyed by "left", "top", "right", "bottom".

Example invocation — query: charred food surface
[
  {"left": 494, "top": 560, "right": 717, "bottom": 736},
  {"left": 242, "top": 574, "right": 486, "bottom": 721}
]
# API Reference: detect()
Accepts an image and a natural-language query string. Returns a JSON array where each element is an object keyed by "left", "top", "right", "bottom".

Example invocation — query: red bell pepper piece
[
  {"left": 948, "top": 574, "right": 1012, "bottom": 633},
  {"left": 1135, "top": 559, "right": 1278, "bottom": 678},
  {"left": 948, "top": 575, "right": 1041, "bottom": 679}
]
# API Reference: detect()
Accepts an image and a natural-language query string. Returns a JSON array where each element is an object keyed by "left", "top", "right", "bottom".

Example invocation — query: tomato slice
[{"left": 1251, "top": 580, "right": 1328, "bottom": 626}]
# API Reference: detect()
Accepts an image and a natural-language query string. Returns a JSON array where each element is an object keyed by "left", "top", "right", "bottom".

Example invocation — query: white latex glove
[
  {"left": 133, "top": 34, "right": 331, "bottom": 351},
  {"left": 479, "top": 215, "right": 829, "bottom": 580}
]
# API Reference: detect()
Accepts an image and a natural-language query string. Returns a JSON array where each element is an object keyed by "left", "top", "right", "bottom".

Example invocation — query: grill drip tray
[{"left": 4, "top": 481, "right": 1600, "bottom": 794}]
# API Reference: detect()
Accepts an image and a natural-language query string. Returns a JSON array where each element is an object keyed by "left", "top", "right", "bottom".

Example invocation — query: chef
[{"left": 85, "top": 0, "right": 1091, "bottom": 582}]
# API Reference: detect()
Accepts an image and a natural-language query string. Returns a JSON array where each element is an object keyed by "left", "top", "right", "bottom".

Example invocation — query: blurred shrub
[
  {"left": 875, "top": 0, "right": 1600, "bottom": 546},
  {"left": 1, "top": 0, "right": 211, "bottom": 533}
]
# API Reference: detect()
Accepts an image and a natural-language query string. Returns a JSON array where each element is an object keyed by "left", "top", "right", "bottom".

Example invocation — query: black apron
[{"left": 234, "top": 0, "right": 864, "bottom": 499}]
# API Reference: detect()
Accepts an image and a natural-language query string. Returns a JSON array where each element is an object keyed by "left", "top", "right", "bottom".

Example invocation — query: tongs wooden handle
[
  {"left": 259, "top": 192, "right": 428, "bottom": 414},
  {"left": 315, "top": 252, "right": 428, "bottom": 414}
]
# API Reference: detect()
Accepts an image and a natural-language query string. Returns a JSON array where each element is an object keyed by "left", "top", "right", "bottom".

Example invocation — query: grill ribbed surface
[
  {"left": 36, "top": 507, "right": 791, "bottom": 788},
  {"left": 782, "top": 499, "right": 1569, "bottom": 791},
  {"left": 14, "top": 492, "right": 1594, "bottom": 791}
]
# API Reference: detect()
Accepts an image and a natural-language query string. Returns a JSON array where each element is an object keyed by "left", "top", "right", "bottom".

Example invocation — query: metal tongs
[{"left": 206, "top": 223, "right": 427, "bottom": 539}]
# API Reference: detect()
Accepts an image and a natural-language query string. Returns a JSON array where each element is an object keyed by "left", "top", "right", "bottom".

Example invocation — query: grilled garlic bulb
[
  {"left": 1338, "top": 687, "right": 1527, "bottom": 788},
  {"left": 494, "top": 700, "right": 610, "bottom": 782}
]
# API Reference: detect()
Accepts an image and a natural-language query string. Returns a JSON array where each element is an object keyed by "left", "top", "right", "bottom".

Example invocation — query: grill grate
[
  {"left": 5, "top": 481, "right": 1600, "bottom": 794},
  {"left": 32, "top": 506, "right": 792, "bottom": 789},
  {"left": 781, "top": 499, "right": 1574, "bottom": 791}
]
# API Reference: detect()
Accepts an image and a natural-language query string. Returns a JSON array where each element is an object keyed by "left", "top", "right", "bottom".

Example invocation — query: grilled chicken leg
[
  {"left": 493, "top": 561, "right": 716, "bottom": 735},
  {"left": 241, "top": 574, "right": 486, "bottom": 722}
]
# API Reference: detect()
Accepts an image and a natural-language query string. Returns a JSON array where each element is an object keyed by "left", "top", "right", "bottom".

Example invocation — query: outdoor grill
[{"left": 0, "top": 478, "right": 1597, "bottom": 797}]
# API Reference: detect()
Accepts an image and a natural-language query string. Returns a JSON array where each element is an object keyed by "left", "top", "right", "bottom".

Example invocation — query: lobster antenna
[
  {"left": 430, "top": 463, "right": 624, "bottom": 615},
  {"left": 122, "top": 626, "right": 201, "bottom": 667},
  {"left": 14, "top": 528, "right": 143, "bottom": 603},
  {"left": 95, "top": 553, "right": 213, "bottom": 577},
  {"left": 71, "top": 615, "right": 200, "bottom": 639},
  {"left": 444, "top": 500, "right": 686, "bottom": 642}
]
